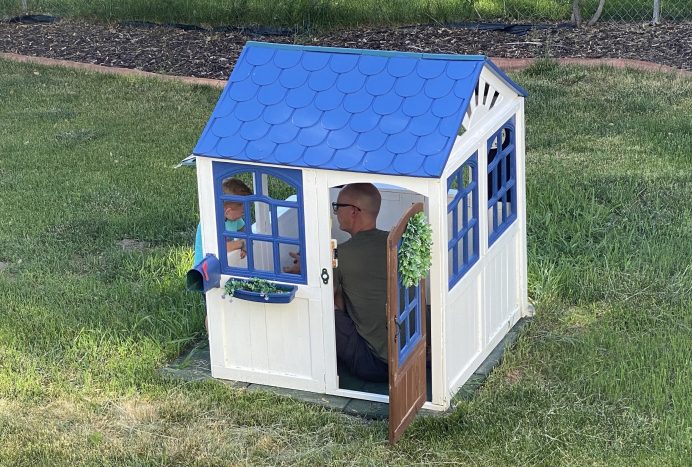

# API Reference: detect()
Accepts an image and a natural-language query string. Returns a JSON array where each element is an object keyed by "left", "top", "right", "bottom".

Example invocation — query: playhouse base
[{"left": 161, "top": 317, "right": 531, "bottom": 418}]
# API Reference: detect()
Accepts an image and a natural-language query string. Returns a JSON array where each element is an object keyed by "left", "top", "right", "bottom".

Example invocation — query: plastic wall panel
[
  {"left": 208, "top": 289, "right": 324, "bottom": 392},
  {"left": 445, "top": 272, "right": 482, "bottom": 389},
  {"left": 483, "top": 226, "right": 519, "bottom": 345}
]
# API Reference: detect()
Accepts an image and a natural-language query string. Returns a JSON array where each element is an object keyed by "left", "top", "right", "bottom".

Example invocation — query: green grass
[
  {"left": 1, "top": 59, "right": 691, "bottom": 464},
  {"left": 1, "top": 0, "right": 690, "bottom": 28}
]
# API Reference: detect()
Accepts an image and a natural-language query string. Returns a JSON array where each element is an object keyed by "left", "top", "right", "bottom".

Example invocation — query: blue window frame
[
  {"left": 212, "top": 162, "right": 307, "bottom": 284},
  {"left": 447, "top": 153, "right": 480, "bottom": 289},
  {"left": 396, "top": 266, "right": 423, "bottom": 366},
  {"left": 487, "top": 119, "right": 517, "bottom": 246}
]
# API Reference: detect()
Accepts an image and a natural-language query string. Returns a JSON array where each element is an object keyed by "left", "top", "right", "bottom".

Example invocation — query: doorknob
[{"left": 321, "top": 268, "right": 330, "bottom": 284}]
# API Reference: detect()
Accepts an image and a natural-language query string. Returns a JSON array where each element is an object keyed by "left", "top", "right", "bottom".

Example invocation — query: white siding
[
  {"left": 441, "top": 97, "right": 526, "bottom": 403},
  {"left": 445, "top": 270, "right": 482, "bottom": 392},
  {"left": 484, "top": 225, "right": 521, "bottom": 345},
  {"left": 201, "top": 161, "right": 327, "bottom": 393},
  {"left": 208, "top": 288, "right": 325, "bottom": 392}
]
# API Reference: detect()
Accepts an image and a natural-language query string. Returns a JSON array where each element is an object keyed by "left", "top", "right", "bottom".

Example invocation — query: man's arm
[{"left": 334, "top": 285, "right": 345, "bottom": 311}]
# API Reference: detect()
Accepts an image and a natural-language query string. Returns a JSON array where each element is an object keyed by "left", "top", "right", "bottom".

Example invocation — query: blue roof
[{"left": 193, "top": 42, "right": 526, "bottom": 178}]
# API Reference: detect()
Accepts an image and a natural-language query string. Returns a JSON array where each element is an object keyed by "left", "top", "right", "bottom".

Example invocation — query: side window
[
  {"left": 487, "top": 120, "right": 517, "bottom": 246},
  {"left": 447, "top": 153, "right": 479, "bottom": 289},
  {"left": 213, "top": 162, "right": 306, "bottom": 284}
]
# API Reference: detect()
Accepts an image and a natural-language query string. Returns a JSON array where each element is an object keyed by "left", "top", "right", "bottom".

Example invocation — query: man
[
  {"left": 331, "top": 183, "right": 389, "bottom": 382},
  {"left": 284, "top": 183, "right": 389, "bottom": 382}
]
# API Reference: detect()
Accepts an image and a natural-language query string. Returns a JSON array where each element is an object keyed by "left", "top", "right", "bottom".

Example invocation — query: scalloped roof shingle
[{"left": 193, "top": 42, "right": 526, "bottom": 178}]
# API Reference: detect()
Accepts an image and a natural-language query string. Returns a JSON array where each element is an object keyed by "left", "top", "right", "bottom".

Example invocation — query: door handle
[
  {"left": 321, "top": 268, "right": 330, "bottom": 284},
  {"left": 331, "top": 239, "right": 338, "bottom": 268}
]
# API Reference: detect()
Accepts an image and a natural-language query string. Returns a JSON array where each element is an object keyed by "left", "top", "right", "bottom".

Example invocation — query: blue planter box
[{"left": 230, "top": 283, "right": 297, "bottom": 304}]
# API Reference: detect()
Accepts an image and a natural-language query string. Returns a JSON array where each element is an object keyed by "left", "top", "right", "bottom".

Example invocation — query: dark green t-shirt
[{"left": 333, "top": 229, "right": 389, "bottom": 362}]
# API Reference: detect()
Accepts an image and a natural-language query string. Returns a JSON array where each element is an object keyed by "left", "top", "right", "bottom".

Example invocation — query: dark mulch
[{"left": 1, "top": 18, "right": 690, "bottom": 80}]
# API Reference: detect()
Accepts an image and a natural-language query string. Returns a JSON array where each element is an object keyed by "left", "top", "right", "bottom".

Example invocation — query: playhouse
[{"left": 187, "top": 41, "right": 531, "bottom": 438}]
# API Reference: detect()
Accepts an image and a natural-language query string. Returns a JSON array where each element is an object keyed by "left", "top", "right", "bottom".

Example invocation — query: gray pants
[{"left": 335, "top": 309, "right": 388, "bottom": 382}]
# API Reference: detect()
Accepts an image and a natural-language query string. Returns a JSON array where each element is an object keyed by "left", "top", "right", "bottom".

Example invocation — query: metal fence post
[{"left": 653, "top": 0, "right": 661, "bottom": 23}]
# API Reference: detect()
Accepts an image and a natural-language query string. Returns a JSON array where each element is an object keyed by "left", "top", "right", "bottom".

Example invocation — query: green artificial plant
[
  {"left": 398, "top": 212, "right": 433, "bottom": 288},
  {"left": 224, "top": 277, "right": 287, "bottom": 300}
]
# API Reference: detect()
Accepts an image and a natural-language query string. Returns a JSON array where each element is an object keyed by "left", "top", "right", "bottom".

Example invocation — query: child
[
  {"left": 192, "top": 177, "right": 252, "bottom": 266},
  {"left": 221, "top": 178, "right": 252, "bottom": 259},
  {"left": 193, "top": 177, "right": 252, "bottom": 334}
]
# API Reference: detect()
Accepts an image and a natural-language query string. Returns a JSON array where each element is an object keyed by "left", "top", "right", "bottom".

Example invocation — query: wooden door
[{"left": 387, "top": 202, "right": 427, "bottom": 444}]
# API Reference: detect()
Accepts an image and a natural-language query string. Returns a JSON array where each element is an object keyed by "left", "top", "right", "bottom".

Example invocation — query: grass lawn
[{"left": 0, "top": 59, "right": 690, "bottom": 465}]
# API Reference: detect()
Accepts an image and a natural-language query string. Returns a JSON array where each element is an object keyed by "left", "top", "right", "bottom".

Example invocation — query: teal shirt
[
  {"left": 193, "top": 218, "right": 245, "bottom": 268},
  {"left": 193, "top": 223, "right": 203, "bottom": 267},
  {"left": 225, "top": 218, "right": 245, "bottom": 232}
]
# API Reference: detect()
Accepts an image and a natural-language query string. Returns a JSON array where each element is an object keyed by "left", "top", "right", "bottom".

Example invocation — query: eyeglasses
[{"left": 331, "top": 202, "right": 361, "bottom": 214}]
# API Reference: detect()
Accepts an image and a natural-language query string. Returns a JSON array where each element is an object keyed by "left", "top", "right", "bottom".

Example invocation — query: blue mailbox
[{"left": 186, "top": 254, "right": 221, "bottom": 293}]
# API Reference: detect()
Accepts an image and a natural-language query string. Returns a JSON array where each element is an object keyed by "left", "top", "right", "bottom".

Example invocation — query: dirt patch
[
  {"left": 505, "top": 368, "right": 523, "bottom": 384},
  {"left": 117, "top": 238, "right": 149, "bottom": 252},
  {"left": 1, "top": 19, "right": 690, "bottom": 80}
]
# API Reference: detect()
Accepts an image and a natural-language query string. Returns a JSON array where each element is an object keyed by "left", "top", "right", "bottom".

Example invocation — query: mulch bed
[{"left": 1, "top": 18, "right": 690, "bottom": 79}]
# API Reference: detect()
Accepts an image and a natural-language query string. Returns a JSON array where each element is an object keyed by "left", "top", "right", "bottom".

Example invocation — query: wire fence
[
  {"left": 502, "top": 0, "right": 692, "bottom": 23},
  {"left": 3, "top": 0, "right": 692, "bottom": 25}
]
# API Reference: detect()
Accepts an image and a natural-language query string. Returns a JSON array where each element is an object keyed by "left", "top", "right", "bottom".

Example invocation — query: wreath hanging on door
[{"left": 398, "top": 212, "right": 433, "bottom": 288}]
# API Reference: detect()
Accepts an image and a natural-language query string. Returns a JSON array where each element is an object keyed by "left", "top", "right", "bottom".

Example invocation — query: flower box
[{"left": 224, "top": 278, "right": 297, "bottom": 304}]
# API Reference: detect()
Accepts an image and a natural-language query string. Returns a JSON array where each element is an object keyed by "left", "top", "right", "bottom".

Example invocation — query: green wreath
[{"left": 398, "top": 212, "right": 433, "bottom": 289}]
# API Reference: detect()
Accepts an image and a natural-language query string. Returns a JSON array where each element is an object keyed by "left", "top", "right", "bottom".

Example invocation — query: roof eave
[{"left": 484, "top": 58, "right": 529, "bottom": 97}]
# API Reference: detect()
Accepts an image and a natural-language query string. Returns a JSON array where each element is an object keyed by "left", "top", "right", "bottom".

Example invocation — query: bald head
[
  {"left": 340, "top": 183, "right": 381, "bottom": 216},
  {"left": 336, "top": 183, "right": 381, "bottom": 235}
]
